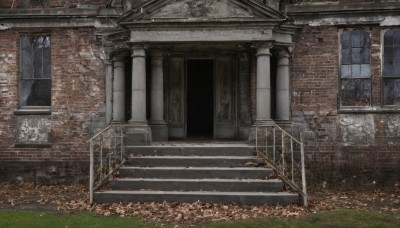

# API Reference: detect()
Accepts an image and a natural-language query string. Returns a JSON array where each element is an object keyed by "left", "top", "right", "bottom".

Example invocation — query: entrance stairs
[{"left": 93, "top": 142, "right": 299, "bottom": 205}]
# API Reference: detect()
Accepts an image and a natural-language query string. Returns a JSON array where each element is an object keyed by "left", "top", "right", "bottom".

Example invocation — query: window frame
[
  {"left": 338, "top": 28, "right": 372, "bottom": 109},
  {"left": 381, "top": 28, "right": 400, "bottom": 107},
  {"left": 18, "top": 34, "right": 51, "bottom": 113}
]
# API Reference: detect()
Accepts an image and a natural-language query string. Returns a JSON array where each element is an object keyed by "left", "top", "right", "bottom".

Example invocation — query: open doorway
[{"left": 187, "top": 59, "right": 214, "bottom": 138}]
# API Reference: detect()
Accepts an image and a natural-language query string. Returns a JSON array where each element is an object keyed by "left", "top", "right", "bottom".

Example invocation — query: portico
[{"left": 102, "top": 0, "right": 296, "bottom": 143}]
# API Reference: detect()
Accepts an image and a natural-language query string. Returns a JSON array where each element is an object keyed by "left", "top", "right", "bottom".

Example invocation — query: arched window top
[{"left": 384, "top": 28, "right": 400, "bottom": 47}]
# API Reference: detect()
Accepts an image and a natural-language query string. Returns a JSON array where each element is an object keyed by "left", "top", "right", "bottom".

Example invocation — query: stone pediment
[{"left": 118, "top": 0, "right": 285, "bottom": 24}]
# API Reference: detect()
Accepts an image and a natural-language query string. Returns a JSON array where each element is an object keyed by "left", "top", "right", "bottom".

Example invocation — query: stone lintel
[{"left": 129, "top": 29, "right": 273, "bottom": 43}]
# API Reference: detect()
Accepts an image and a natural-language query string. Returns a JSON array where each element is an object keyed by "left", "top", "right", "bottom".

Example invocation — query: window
[
  {"left": 19, "top": 35, "right": 51, "bottom": 108},
  {"left": 340, "top": 30, "right": 371, "bottom": 107},
  {"left": 383, "top": 29, "right": 400, "bottom": 106}
]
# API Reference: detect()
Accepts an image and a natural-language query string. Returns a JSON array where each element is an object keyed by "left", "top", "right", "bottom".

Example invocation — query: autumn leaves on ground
[{"left": 0, "top": 182, "right": 399, "bottom": 225}]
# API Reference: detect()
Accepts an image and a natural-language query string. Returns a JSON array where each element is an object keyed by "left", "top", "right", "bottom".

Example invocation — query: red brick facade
[
  {"left": 0, "top": 0, "right": 399, "bottom": 186},
  {"left": 0, "top": 28, "right": 105, "bottom": 182}
]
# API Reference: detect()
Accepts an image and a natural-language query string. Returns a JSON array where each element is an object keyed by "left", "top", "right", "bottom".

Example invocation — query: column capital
[
  {"left": 131, "top": 46, "right": 146, "bottom": 58},
  {"left": 252, "top": 42, "right": 274, "bottom": 49},
  {"left": 277, "top": 45, "right": 294, "bottom": 58},
  {"left": 105, "top": 59, "right": 112, "bottom": 66},
  {"left": 112, "top": 54, "right": 125, "bottom": 62},
  {"left": 255, "top": 42, "right": 273, "bottom": 57},
  {"left": 277, "top": 49, "right": 291, "bottom": 59}
]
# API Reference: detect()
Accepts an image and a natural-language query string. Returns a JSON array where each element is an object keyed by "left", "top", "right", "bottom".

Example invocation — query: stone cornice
[
  {"left": 0, "top": 8, "right": 120, "bottom": 19},
  {"left": 287, "top": 2, "right": 400, "bottom": 16},
  {"left": 287, "top": 2, "right": 400, "bottom": 26}
]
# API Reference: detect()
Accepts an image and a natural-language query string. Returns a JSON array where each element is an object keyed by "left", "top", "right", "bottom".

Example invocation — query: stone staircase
[{"left": 93, "top": 142, "right": 299, "bottom": 205}]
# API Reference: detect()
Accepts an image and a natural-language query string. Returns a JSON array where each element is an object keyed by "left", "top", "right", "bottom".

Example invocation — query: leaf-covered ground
[{"left": 0, "top": 182, "right": 399, "bottom": 225}]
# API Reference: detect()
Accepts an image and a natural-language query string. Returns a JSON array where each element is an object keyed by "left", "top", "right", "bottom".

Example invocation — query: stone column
[
  {"left": 105, "top": 60, "right": 113, "bottom": 124},
  {"left": 276, "top": 49, "right": 290, "bottom": 120},
  {"left": 130, "top": 46, "right": 147, "bottom": 125},
  {"left": 127, "top": 46, "right": 151, "bottom": 144},
  {"left": 256, "top": 44, "right": 272, "bottom": 121},
  {"left": 149, "top": 51, "right": 168, "bottom": 141},
  {"left": 112, "top": 56, "right": 125, "bottom": 122}
]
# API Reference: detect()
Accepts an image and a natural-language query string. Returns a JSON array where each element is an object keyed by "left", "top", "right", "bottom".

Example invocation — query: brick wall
[
  {"left": 291, "top": 25, "right": 400, "bottom": 186},
  {"left": 0, "top": 27, "right": 106, "bottom": 183}
]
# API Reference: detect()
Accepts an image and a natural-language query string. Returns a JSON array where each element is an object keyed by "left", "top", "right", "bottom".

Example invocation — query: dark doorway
[{"left": 187, "top": 59, "right": 214, "bottom": 138}]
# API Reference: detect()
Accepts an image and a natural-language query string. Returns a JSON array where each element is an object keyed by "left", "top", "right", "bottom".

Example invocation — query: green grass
[
  {"left": 0, "top": 209, "right": 399, "bottom": 228},
  {"left": 0, "top": 211, "right": 156, "bottom": 228},
  {"left": 205, "top": 210, "right": 400, "bottom": 228}
]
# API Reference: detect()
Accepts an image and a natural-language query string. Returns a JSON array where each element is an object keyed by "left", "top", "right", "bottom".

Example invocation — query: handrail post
[
  {"left": 89, "top": 140, "right": 94, "bottom": 204},
  {"left": 300, "top": 139, "right": 307, "bottom": 207},
  {"left": 281, "top": 132, "right": 285, "bottom": 176}
]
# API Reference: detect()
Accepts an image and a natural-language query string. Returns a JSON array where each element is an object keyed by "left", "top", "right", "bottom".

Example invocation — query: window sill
[
  {"left": 339, "top": 107, "right": 400, "bottom": 114},
  {"left": 14, "top": 109, "right": 51, "bottom": 115},
  {"left": 14, "top": 143, "right": 51, "bottom": 148}
]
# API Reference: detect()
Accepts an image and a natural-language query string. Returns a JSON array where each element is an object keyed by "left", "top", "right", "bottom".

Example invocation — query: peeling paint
[
  {"left": 340, "top": 114, "right": 375, "bottom": 146},
  {"left": 16, "top": 117, "right": 51, "bottom": 144}
]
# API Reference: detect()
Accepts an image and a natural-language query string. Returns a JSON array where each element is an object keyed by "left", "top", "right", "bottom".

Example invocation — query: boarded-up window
[
  {"left": 383, "top": 29, "right": 400, "bottom": 106},
  {"left": 20, "top": 35, "right": 51, "bottom": 107},
  {"left": 340, "top": 30, "right": 371, "bottom": 106}
]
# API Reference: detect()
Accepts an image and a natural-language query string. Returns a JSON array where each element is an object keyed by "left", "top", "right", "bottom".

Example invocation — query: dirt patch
[{"left": 0, "top": 182, "right": 399, "bottom": 225}]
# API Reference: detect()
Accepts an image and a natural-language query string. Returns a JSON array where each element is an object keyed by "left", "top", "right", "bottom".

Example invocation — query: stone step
[
  {"left": 93, "top": 190, "right": 299, "bottom": 205},
  {"left": 118, "top": 167, "right": 272, "bottom": 179},
  {"left": 125, "top": 156, "right": 264, "bottom": 167},
  {"left": 110, "top": 178, "right": 284, "bottom": 192},
  {"left": 126, "top": 144, "right": 255, "bottom": 157}
]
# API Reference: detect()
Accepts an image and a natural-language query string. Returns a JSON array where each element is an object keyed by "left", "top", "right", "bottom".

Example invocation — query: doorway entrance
[{"left": 187, "top": 59, "right": 214, "bottom": 138}]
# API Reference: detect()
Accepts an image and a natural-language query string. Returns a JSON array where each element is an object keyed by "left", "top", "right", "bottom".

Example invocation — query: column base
[
  {"left": 125, "top": 124, "right": 152, "bottom": 145},
  {"left": 110, "top": 120, "right": 126, "bottom": 124},
  {"left": 248, "top": 119, "right": 275, "bottom": 144},
  {"left": 149, "top": 121, "right": 168, "bottom": 142}
]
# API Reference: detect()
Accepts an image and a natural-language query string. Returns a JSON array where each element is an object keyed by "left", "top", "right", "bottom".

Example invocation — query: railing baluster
[
  {"left": 253, "top": 122, "right": 307, "bottom": 207},
  {"left": 265, "top": 126, "right": 268, "bottom": 157},
  {"left": 291, "top": 138, "right": 294, "bottom": 183},
  {"left": 281, "top": 132, "right": 285, "bottom": 176},
  {"left": 120, "top": 126, "right": 124, "bottom": 162},
  {"left": 301, "top": 139, "right": 307, "bottom": 207},
  {"left": 273, "top": 126, "right": 276, "bottom": 163},
  {"left": 100, "top": 135, "right": 103, "bottom": 180},
  {"left": 88, "top": 124, "right": 129, "bottom": 198},
  {"left": 89, "top": 140, "right": 94, "bottom": 204}
]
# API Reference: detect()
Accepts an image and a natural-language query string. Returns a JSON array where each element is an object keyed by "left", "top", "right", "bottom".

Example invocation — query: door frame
[{"left": 167, "top": 54, "right": 238, "bottom": 139}]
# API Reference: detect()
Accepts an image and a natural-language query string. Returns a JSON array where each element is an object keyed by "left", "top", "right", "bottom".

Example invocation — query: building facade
[{"left": 0, "top": 0, "right": 399, "bottom": 185}]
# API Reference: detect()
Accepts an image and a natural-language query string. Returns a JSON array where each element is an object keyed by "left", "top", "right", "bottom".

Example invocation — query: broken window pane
[
  {"left": 341, "top": 79, "right": 371, "bottom": 106},
  {"left": 20, "top": 35, "right": 51, "bottom": 108},
  {"left": 383, "top": 79, "right": 400, "bottom": 105}
]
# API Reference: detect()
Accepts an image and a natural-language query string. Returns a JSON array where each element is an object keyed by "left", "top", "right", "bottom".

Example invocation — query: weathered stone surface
[
  {"left": 16, "top": 116, "right": 51, "bottom": 144},
  {"left": 340, "top": 114, "right": 375, "bottom": 146}
]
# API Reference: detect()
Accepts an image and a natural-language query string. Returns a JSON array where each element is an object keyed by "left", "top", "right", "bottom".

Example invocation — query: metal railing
[
  {"left": 253, "top": 120, "right": 307, "bottom": 207},
  {"left": 88, "top": 124, "right": 127, "bottom": 204}
]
